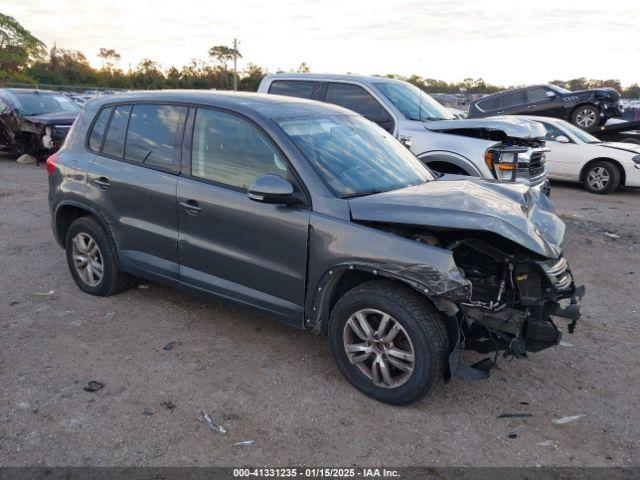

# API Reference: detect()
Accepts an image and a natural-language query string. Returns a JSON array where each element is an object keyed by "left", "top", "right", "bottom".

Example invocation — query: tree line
[{"left": 1, "top": 13, "right": 639, "bottom": 98}]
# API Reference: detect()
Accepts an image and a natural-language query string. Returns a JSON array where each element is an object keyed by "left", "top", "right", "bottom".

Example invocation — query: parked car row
[{"left": 47, "top": 90, "right": 584, "bottom": 405}]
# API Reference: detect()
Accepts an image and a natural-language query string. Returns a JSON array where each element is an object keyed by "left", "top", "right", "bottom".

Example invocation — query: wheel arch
[
  {"left": 579, "top": 157, "right": 626, "bottom": 186},
  {"left": 53, "top": 201, "right": 118, "bottom": 250},
  {"left": 308, "top": 263, "right": 462, "bottom": 336},
  {"left": 418, "top": 151, "right": 483, "bottom": 177}
]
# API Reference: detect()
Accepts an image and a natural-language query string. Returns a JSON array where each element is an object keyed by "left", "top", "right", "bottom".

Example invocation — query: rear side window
[
  {"left": 476, "top": 97, "right": 497, "bottom": 111},
  {"left": 124, "top": 104, "right": 186, "bottom": 170},
  {"left": 498, "top": 91, "right": 525, "bottom": 108},
  {"left": 191, "top": 108, "right": 290, "bottom": 190},
  {"left": 268, "top": 80, "right": 314, "bottom": 99},
  {"left": 102, "top": 105, "right": 131, "bottom": 158},
  {"left": 324, "top": 83, "right": 388, "bottom": 118},
  {"left": 88, "top": 107, "right": 113, "bottom": 152}
]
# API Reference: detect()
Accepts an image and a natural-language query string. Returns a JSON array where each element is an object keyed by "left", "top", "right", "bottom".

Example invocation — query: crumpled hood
[
  {"left": 23, "top": 111, "right": 78, "bottom": 126},
  {"left": 349, "top": 177, "right": 565, "bottom": 258},
  {"left": 573, "top": 87, "right": 619, "bottom": 99},
  {"left": 424, "top": 116, "right": 547, "bottom": 139},
  {"left": 597, "top": 142, "right": 640, "bottom": 155}
]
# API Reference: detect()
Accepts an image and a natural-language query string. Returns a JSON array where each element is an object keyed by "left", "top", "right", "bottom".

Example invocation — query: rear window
[
  {"left": 102, "top": 105, "right": 131, "bottom": 158},
  {"left": 124, "top": 104, "right": 186, "bottom": 170},
  {"left": 88, "top": 107, "right": 113, "bottom": 152},
  {"left": 268, "top": 80, "right": 315, "bottom": 99},
  {"left": 476, "top": 97, "right": 498, "bottom": 111}
]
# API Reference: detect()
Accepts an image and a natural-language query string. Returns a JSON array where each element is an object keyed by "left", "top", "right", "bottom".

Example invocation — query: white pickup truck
[{"left": 258, "top": 74, "right": 550, "bottom": 195}]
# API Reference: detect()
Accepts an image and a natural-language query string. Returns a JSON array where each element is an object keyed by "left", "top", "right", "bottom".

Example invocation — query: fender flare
[
  {"left": 52, "top": 201, "right": 120, "bottom": 260},
  {"left": 417, "top": 150, "right": 483, "bottom": 177},
  {"left": 307, "top": 262, "right": 471, "bottom": 335}
]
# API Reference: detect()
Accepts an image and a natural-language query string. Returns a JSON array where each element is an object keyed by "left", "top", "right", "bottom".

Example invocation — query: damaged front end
[
  {"left": 347, "top": 178, "right": 584, "bottom": 379},
  {"left": 450, "top": 237, "right": 584, "bottom": 358}
]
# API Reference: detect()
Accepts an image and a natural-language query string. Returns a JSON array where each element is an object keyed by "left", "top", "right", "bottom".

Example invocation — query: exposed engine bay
[{"left": 363, "top": 223, "right": 584, "bottom": 361}]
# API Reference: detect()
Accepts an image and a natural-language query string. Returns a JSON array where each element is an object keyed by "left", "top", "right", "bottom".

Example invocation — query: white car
[
  {"left": 258, "top": 74, "right": 550, "bottom": 195},
  {"left": 517, "top": 116, "right": 640, "bottom": 194}
]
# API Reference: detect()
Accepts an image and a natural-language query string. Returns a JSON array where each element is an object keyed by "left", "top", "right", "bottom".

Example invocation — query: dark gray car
[{"left": 48, "top": 91, "right": 583, "bottom": 405}]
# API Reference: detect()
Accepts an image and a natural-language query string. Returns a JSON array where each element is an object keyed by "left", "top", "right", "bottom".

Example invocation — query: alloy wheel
[
  {"left": 576, "top": 108, "right": 597, "bottom": 128},
  {"left": 343, "top": 308, "right": 415, "bottom": 389},
  {"left": 71, "top": 232, "right": 104, "bottom": 286},
  {"left": 587, "top": 166, "right": 610, "bottom": 191}
]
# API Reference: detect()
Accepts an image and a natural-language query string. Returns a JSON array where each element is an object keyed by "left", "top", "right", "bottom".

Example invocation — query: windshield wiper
[{"left": 340, "top": 188, "right": 388, "bottom": 199}]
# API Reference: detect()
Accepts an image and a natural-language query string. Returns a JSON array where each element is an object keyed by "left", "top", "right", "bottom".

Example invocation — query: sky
[{"left": 5, "top": 0, "right": 640, "bottom": 86}]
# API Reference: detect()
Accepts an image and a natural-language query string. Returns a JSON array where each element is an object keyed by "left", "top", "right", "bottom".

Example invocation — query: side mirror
[
  {"left": 399, "top": 135, "right": 412, "bottom": 149},
  {"left": 248, "top": 175, "right": 299, "bottom": 205},
  {"left": 555, "top": 135, "right": 570, "bottom": 143},
  {"left": 545, "top": 91, "right": 556, "bottom": 100}
]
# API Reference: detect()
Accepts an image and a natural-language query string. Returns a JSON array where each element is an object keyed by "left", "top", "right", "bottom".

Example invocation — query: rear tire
[
  {"left": 328, "top": 280, "right": 448, "bottom": 405},
  {"left": 65, "top": 216, "right": 132, "bottom": 296},
  {"left": 583, "top": 160, "right": 620, "bottom": 194}
]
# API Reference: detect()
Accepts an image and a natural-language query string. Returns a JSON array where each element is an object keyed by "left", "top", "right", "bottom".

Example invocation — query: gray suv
[{"left": 48, "top": 91, "right": 583, "bottom": 405}]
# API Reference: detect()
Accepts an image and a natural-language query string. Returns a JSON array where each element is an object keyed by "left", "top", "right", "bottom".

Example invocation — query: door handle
[
  {"left": 496, "top": 110, "right": 504, "bottom": 114},
  {"left": 180, "top": 200, "right": 202, "bottom": 215},
  {"left": 527, "top": 105, "right": 536, "bottom": 109},
  {"left": 92, "top": 177, "right": 110, "bottom": 190}
]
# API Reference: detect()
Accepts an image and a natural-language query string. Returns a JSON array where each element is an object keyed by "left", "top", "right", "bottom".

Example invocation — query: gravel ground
[{"left": 1, "top": 157, "right": 639, "bottom": 467}]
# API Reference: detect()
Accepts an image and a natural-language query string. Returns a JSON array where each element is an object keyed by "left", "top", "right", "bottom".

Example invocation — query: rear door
[
  {"left": 176, "top": 107, "right": 310, "bottom": 325},
  {"left": 496, "top": 90, "right": 526, "bottom": 115},
  {"left": 86, "top": 102, "right": 187, "bottom": 283},
  {"left": 321, "top": 82, "right": 395, "bottom": 133}
]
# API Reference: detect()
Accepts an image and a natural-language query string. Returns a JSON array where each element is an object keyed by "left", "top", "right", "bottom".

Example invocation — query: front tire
[
  {"left": 583, "top": 160, "right": 621, "bottom": 194},
  {"left": 571, "top": 105, "right": 600, "bottom": 128},
  {"left": 328, "top": 280, "right": 448, "bottom": 405},
  {"left": 65, "top": 216, "right": 132, "bottom": 296}
]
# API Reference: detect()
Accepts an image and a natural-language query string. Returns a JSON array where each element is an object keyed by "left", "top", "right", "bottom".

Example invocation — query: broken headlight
[{"left": 485, "top": 149, "right": 517, "bottom": 182}]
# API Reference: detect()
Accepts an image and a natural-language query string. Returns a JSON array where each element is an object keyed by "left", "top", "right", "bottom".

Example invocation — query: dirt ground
[{"left": 1, "top": 157, "right": 639, "bottom": 467}]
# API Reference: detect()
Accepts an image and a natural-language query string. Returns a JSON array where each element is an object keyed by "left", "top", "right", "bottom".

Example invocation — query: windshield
[
  {"left": 373, "top": 82, "right": 454, "bottom": 121},
  {"left": 562, "top": 121, "right": 601, "bottom": 143},
  {"left": 11, "top": 92, "right": 80, "bottom": 116},
  {"left": 277, "top": 115, "right": 433, "bottom": 198}
]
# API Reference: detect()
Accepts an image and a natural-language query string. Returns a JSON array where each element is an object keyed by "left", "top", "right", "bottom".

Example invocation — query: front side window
[
  {"left": 373, "top": 81, "right": 454, "bottom": 121},
  {"left": 277, "top": 115, "right": 432, "bottom": 198},
  {"left": 191, "top": 108, "right": 289, "bottom": 189},
  {"left": 526, "top": 88, "right": 548, "bottom": 103},
  {"left": 541, "top": 122, "right": 567, "bottom": 141},
  {"left": 124, "top": 104, "right": 186, "bottom": 170},
  {"left": 88, "top": 106, "right": 113, "bottom": 152},
  {"left": 268, "top": 81, "right": 315, "bottom": 99},
  {"left": 102, "top": 105, "right": 131, "bottom": 158}
]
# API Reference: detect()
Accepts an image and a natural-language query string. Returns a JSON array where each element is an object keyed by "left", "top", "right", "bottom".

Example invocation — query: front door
[
  {"left": 177, "top": 107, "right": 310, "bottom": 325},
  {"left": 540, "top": 121, "right": 582, "bottom": 179}
]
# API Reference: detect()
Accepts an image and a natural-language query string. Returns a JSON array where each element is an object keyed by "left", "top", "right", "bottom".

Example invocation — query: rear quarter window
[
  {"left": 268, "top": 80, "right": 315, "bottom": 99},
  {"left": 88, "top": 107, "right": 113, "bottom": 152},
  {"left": 102, "top": 105, "right": 131, "bottom": 158},
  {"left": 476, "top": 97, "right": 498, "bottom": 111}
]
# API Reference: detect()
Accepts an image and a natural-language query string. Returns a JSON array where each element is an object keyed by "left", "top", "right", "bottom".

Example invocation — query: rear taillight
[{"left": 46, "top": 153, "right": 59, "bottom": 176}]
